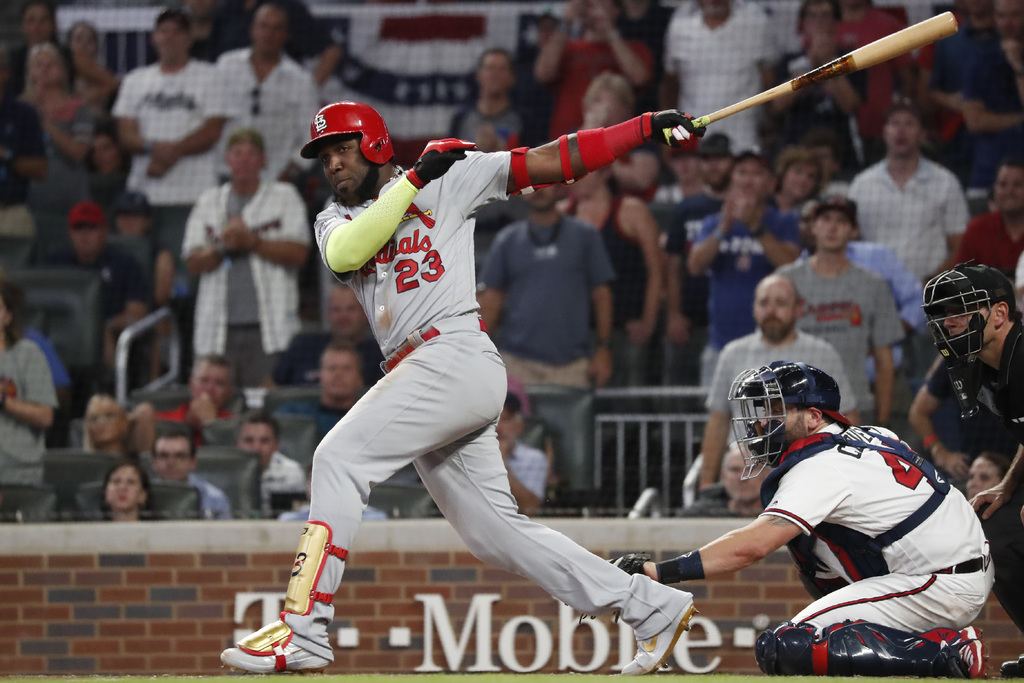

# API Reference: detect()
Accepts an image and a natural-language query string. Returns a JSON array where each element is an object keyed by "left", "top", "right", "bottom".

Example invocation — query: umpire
[{"left": 923, "top": 264, "right": 1024, "bottom": 677}]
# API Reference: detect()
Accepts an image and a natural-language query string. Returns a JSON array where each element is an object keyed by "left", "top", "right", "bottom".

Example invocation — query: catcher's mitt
[{"left": 610, "top": 552, "right": 652, "bottom": 576}]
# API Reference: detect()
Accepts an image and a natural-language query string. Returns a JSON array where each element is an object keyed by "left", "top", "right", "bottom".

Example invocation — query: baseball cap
[
  {"left": 155, "top": 8, "right": 191, "bottom": 31},
  {"left": 960, "top": 264, "right": 1017, "bottom": 313},
  {"left": 113, "top": 191, "right": 152, "bottom": 216},
  {"left": 733, "top": 148, "right": 771, "bottom": 170},
  {"left": 810, "top": 195, "right": 857, "bottom": 224},
  {"left": 699, "top": 133, "right": 732, "bottom": 158},
  {"left": 504, "top": 392, "right": 523, "bottom": 416},
  {"left": 68, "top": 201, "right": 106, "bottom": 228}
]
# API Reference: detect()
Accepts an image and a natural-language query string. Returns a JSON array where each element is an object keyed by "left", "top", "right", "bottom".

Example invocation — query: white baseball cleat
[
  {"left": 621, "top": 600, "right": 698, "bottom": 675},
  {"left": 221, "top": 620, "right": 331, "bottom": 674}
]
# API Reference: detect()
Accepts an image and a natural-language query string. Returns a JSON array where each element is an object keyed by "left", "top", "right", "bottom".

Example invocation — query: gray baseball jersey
[
  {"left": 276, "top": 151, "right": 694, "bottom": 663},
  {"left": 314, "top": 151, "right": 510, "bottom": 357}
]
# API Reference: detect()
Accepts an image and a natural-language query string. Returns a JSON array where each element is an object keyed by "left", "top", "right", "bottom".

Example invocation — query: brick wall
[{"left": 0, "top": 520, "right": 1018, "bottom": 675}]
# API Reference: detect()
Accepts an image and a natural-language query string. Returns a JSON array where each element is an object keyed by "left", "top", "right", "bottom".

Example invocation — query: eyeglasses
[
  {"left": 70, "top": 223, "right": 102, "bottom": 231},
  {"left": 250, "top": 85, "right": 261, "bottom": 117}
]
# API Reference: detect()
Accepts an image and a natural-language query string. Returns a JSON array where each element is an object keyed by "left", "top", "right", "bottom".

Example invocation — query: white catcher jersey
[
  {"left": 314, "top": 152, "right": 511, "bottom": 357},
  {"left": 762, "top": 424, "right": 988, "bottom": 583}
]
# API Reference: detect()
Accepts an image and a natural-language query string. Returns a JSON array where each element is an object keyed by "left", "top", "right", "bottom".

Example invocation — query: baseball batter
[
  {"left": 221, "top": 101, "right": 703, "bottom": 675},
  {"left": 612, "top": 361, "right": 992, "bottom": 678}
]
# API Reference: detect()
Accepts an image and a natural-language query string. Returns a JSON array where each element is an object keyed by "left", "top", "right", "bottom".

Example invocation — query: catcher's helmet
[
  {"left": 300, "top": 101, "right": 393, "bottom": 164},
  {"left": 922, "top": 264, "right": 1016, "bottom": 359},
  {"left": 728, "top": 361, "right": 849, "bottom": 479}
]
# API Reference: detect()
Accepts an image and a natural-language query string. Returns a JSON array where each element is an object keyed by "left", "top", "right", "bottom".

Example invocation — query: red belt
[{"left": 383, "top": 318, "right": 488, "bottom": 374}]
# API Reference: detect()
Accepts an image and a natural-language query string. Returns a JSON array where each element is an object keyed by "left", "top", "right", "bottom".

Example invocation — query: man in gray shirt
[
  {"left": 779, "top": 196, "right": 904, "bottom": 425},
  {"left": 477, "top": 184, "right": 616, "bottom": 388},
  {"left": 699, "top": 272, "right": 858, "bottom": 487}
]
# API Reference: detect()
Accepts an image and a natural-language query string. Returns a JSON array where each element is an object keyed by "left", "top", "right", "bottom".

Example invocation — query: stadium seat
[
  {"left": 367, "top": 482, "right": 439, "bottom": 519},
  {"left": 42, "top": 449, "right": 120, "bottom": 520},
  {"left": 263, "top": 385, "right": 321, "bottom": 414},
  {"left": 277, "top": 415, "right": 319, "bottom": 468},
  {"left": 525, "top": 386, "right": 594, "bottom": 494},
  {"left": 76, "top": 480, "right": 201, "bottom": 521},
  {"left": 194, "top": 445, "right": 263, "bottom": 519},
  {"left": 130, "top": 385, "right": 246, "bottom": 413},
  {"left": 8, "top": 268, "right": 102, "bottom": 369},
  {"left": 203, "top": 414, "right": 318, "bottom": 468},
  {"left": 0, "top": 483, "right": 57, "bottom": 523},
  {"left": 0, "top": 236, "right": 33, "bottom": 271}
]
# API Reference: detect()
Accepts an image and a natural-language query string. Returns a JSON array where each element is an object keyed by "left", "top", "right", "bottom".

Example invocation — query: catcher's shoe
[
  {"left": 221, "top": 620, "right": 330, "bottom": 674},
  {"left": 621, "top": 599, "right": 697, "bottom": 675},
  {"left": 957, "top": 627, "right": 986, "bottom": 679}
]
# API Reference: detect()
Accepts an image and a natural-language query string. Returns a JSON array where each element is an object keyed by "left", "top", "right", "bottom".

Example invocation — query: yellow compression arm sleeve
[{"left": 324, "top": 176, "right": 420, "bottom": 273}]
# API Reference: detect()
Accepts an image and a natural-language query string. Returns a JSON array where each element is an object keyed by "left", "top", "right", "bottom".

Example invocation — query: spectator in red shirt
[
  {"left": 953, "top": 158, "right": 1024, "bottom": 272},
  {"left": 534, "top": 0, "right": 653, "bottom": 139},
  {"left": 137, "top": 353, "right": 235, "bottom": 448},
  {"left": 836, "top": 0, "right": 917, "bottom": 163}
]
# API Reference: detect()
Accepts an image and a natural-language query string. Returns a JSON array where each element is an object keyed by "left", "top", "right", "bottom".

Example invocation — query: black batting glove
[
  {"left": 407, "top": 138, "right": 477, "bottom": 189},
  {"left": 649, "top": 110, "right": 706, "bottom": 148}
]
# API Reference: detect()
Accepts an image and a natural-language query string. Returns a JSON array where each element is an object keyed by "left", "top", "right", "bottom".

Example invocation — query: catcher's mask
[
  {"left": 728, "top": 361, "right": 849, "bottom": 480},
  {"left": 922, "top": 265, "right": 1015, "bottom": 360}
]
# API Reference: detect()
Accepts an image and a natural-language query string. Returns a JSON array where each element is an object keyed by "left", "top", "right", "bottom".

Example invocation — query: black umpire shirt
[
  {"left": 977, "top": 320, "right": 1024, "bottom": 443},
  {"left": 974, "top": 319, "right": 1024, "bottom": 632}
]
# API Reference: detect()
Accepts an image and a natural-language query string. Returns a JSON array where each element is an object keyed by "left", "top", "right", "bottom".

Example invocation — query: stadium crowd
[{"left": 0, "top": 0, "right": 1023, "bottom": 525}]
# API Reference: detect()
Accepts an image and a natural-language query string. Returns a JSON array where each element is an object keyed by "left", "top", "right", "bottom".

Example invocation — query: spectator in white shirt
[
  {"left": 236, "top": 409, "right": 306, "bottom": 518},
  {"left": 215, "top": 2, "right": 317, "bottom": 182},
  {"left": 496, "top": 393, "right": 550, "bottom": 516},
  {"left": 112, "top": 8, "right": 231, "bottom": 267}
]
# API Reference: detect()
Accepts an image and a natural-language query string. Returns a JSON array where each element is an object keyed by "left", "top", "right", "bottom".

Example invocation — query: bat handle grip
[{"left": 691, "top": 115, "right": 711, "bottom": 130}]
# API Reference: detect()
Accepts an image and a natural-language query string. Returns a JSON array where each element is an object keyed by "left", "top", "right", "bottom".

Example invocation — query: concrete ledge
[{"left": 1, "top": 517, "right": 747, "bottom": 555}]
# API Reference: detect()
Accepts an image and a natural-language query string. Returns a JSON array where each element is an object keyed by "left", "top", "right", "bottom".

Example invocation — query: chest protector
[{"left": 760, "top": 430, "right": 950, "bottom": 596}]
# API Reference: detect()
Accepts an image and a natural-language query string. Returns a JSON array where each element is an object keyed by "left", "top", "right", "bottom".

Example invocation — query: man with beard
[
  {"left": 697, "top": 272, "right": 859, "bottom": 486},
  {"left": 219, "top": 100, "right": 706, "bottom": 675}
]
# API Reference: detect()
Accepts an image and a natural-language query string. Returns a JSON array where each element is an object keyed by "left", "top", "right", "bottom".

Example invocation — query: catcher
[{"left": 614, "top": 361, "right": 991, "bottom": 678}]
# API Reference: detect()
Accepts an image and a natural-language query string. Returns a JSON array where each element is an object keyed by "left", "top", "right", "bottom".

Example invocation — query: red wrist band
[
  {"left": 576, "top": 114, "right": 650, "bottom": 174},
  {"left": 923, "top": 434, "right": 939, "bottom": 450},
  {"left": 406, "top": 168, "right": 426, "bottom": 189}
]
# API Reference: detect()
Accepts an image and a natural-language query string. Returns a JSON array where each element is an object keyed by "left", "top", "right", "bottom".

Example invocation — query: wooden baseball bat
[{"left": 686, "top": 11, "right": 958, "bottom": 131}]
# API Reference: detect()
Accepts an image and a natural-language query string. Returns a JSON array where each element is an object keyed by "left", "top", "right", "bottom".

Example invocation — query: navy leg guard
[{"left": 755, "top": 621, "right": 969, "bottom": 677}]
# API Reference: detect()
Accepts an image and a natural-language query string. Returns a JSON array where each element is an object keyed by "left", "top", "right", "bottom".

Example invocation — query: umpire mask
[{"left": 922, "top": 267, "right": 997, "bottom": 359}]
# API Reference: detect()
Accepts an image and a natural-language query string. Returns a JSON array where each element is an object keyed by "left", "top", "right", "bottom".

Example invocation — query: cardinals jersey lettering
[{"left": 314, "top": 151, "right": 511, "bottom": 357}]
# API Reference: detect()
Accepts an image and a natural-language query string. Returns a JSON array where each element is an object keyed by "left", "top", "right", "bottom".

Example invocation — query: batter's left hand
[
  {"left": 408, "top": 138, "right": 477, "bottom": 188},
  {"left": 649, "top": 110, "right": 705, "bottom": 148}
]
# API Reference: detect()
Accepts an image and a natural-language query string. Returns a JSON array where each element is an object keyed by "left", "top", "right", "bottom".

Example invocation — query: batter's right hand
[
  {"left": 407, "top": 138, "right": 477, "bottom": 189},
  {"left": 649, "top": 110, "right": 705, "bottom": 147}
]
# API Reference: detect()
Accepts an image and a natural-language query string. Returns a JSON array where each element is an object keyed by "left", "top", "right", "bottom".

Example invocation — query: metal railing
[
  {"left": 592, "top": 386, "right": 709, "bottom": 517},
  {"left": 114, "top": 306, "right": 180, "bottom": 404}
]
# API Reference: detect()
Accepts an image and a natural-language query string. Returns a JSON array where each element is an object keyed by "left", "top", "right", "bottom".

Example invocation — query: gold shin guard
[{"left": 285, "top": 520, "right": 348, "bottom": 616}]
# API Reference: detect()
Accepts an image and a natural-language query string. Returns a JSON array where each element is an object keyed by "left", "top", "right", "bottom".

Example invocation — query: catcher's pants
[
  {"left": 286, "top": 316, "right": 691, "bottom": 658},
  {"left": 792, "top": 562, "right": 994, "bottom": 632}
]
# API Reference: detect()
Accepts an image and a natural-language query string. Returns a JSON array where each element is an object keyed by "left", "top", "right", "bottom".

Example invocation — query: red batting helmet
[{"left": 300, "top": 101, "right": 393, "bottom": 164}]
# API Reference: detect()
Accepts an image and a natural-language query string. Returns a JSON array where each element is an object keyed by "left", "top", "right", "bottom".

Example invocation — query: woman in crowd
[
  {"left": 82, "top": 393, "right": 154, "bottom": 459},
  {"left": 100, "top": 458, "right": 152, "bottom": 522},
  {"left": 566, "top": 164, "right": 663, "bottom": 386},
  {"left": 0, "top": 278, "right": 57, "bottom": 486},
  {"left": 966, "top": 451, "right": 1011, "bottom": 501},
  {"left": 772, "top": 145, "right": 824, "bottom": 217},
  {"left": 6, "top": 0, "right": 75, "bottom": 98},
  {"left": 67, "top": 21, "right": 120, "bottom": 115},
  {"left": 21, "top": 42, "right": 95, "bottom": 245}
]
